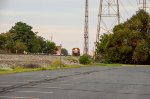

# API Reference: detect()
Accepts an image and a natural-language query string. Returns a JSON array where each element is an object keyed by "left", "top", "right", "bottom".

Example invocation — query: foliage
[
  {"left": 0, "top": 33, "right": 6, "bottom": 49},
  {"left": 13, "top": 41, "right": 27, "bottom": 53},
  {"left": 79, "top": 54, "right": 91, "bottom": 65},
  {"left": 46, "top": 41, "right": 57, "bottom": 54},
  {"left": 51, "top": 59, "right": 65, "bottom": 67},
  {"left": 132, "top": 39, "right": 149, "bottom": 64},
  {"left": 0, "top": 22, "right": 57, "bottom": 54},
  {"left": 52, "top": 59, "right": 60, "bottom": 67},
  {"left": 0, "top": 64, "right": 90, "bottom": 75},
  {"left": 96, "top": 10, "right": 150, "bottom": 64}
]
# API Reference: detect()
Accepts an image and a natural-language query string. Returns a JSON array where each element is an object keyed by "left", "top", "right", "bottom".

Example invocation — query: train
[{"left": 72, "top": 48, "right": 80, "bottom": 56}]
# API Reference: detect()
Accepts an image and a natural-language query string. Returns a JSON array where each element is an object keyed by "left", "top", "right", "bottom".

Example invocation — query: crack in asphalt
[{"left": 0, "top": 67, "right": 120, "bottom": 93}]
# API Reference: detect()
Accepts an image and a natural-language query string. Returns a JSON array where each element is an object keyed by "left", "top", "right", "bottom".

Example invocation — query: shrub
[
  {"left": 79, "top": 54, "right": 91, "bottom": 65},
  {"left": 52, "top": 59, "right": 60, "bottom": 66},
  {"left": 51, "top": 59, "right": 65, "bottom": 67}
]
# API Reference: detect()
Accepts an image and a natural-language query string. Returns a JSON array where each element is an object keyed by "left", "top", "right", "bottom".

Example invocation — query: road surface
[{"left": 0, "top": 66, "right": 150, "bottom": 99}]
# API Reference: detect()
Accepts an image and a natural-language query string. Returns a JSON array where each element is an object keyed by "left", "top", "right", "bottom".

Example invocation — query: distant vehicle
[{"left": 72, "top": 48, "right": 80, "bottom": 56}]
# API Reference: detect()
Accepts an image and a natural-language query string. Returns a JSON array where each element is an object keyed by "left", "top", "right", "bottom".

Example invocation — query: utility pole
[
  {"left": 96, "top": 0, "right": 120, "bottom": 43},
  {"left": 59, "top": 44, "right": 62, "bottom": 68},
  {"left": 84, "top": 0, "right": 89, "bottom": 55}
]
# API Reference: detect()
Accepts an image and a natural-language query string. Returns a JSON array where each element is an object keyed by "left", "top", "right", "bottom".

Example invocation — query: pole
[
  {"left": 84, "top": 0, "right": 89, "bottom": 55},
  {"left": 60, "top": 44, "right": 62, "bottom": 68},
  {"left": 140, "top": 0, "right": 147, "bottom": 11},
  {"left": 145, "top": 0, "right": 146, "bottom": 11},
  {"left": 117, "top": 0, "right": 120, "bottom": 24}
]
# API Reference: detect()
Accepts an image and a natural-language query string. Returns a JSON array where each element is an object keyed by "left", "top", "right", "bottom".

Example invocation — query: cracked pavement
[{"left": 0, "top": 66, "right": 150, "bottom": 99}]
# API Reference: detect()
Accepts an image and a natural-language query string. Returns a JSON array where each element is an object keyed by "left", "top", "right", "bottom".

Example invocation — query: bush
[
  {"left": 51, "top": 59, "right": 65, "bottom": 67},
  {"left": 52, "top": 59, "right": 60, "bottom": 66},
  {"left": 79, "top": 54, "right": 91, "bottom": 65}
]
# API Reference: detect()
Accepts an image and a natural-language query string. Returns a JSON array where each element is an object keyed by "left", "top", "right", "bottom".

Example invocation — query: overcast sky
[{"left": 0, "top": 0, "right": 149, "bottom": 54}]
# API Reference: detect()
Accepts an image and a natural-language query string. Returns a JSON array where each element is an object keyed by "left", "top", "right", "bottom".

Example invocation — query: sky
[{"left": 0, "top": 0, "right": 149, "bottom": 54}]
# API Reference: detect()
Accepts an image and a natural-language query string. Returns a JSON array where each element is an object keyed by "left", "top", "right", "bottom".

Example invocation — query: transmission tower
[
  {"left": 96, "top": 0, "right": 120, "bottom": 43},
  {"left": 83, "top": 0, "right": 89, "bottom": 54},
  {"left": 139, "top": 0, "right": 147, "bottom": 11}
]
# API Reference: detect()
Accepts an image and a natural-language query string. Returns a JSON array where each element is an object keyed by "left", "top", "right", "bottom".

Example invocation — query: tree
[
  {"left": 45, "top": 41, "right": 57, "bottom": 54},
  {"left": 2, "top": 32, "right": 15, "bottom": 53},
  {"left": 13, "top": 41, "right": 27, "bottom": 53},
  {"left": 95, "top": 10, "right": 150, "bottom": 64},
  {"left": 9, "top": 22, "right": 35, "bottom": 42},
  {"left": 0, "top": 21, "right": 57, "bottom": 54},
  {"left": 132, "top": 39, "right": 149, "bottom": 64},
  {"left": 9, "top": 22, "right": 36, "bottom": 52},
  {"left": 0, "top": 33, "right": 6, "bottom": 49},
  {"left": 28, "top": 37, "right": 41, "bottom": 53},
  {"left": 61, "top": 48, "right": 68, "bottom": 56},
  {"left": 37, "top": 36, "right": 46, "bottom": 53}
]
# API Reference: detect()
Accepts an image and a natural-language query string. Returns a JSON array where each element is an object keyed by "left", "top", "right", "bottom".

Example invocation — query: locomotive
[{"left": 72, "top": 48, "right": 80, "bottom": 56}]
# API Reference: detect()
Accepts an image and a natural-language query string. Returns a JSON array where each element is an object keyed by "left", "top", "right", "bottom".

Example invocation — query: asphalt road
[{"left": 0, "top": 66, "right": 150, "bottom": 99}]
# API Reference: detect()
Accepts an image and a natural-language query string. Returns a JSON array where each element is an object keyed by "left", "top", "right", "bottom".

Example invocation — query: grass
[
  {"left": 0, "top": 69, "right": 12, "bottom": 74},
  {"left": 0, "top": 63, "right": 136, "bottom": 75},
  {"left": 0, "top": 64, "right": 86, "bottom": 75},
  {"left": 0, "top": 67, "right": 46, "bottom": 75}
]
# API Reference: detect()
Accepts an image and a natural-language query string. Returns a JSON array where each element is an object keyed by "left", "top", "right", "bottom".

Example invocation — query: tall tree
[
  {"left": 9, "top": 22, "right": 35, "bottom": 52},
  {"left": 0, "top": 33, "right": 6, "bottom": 49},
  {"left": 96, "top": 10, "right": 150, "bottom": 64},
  {"left": 45, "top": 41, "right": 57, "bottom": 54}
]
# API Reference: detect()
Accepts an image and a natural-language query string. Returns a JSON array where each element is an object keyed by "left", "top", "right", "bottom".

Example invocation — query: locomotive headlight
[{"left": 74, "top": 48, "right": 78, "bottom": 53}]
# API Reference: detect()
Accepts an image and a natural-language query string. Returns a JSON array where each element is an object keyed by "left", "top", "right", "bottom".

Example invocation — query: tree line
[
  {"left": 96, "top": 10, "right": 150, "bottom": 64},
  {"left": 0, "top": 22, "right": 57, "bottom": 54}
]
